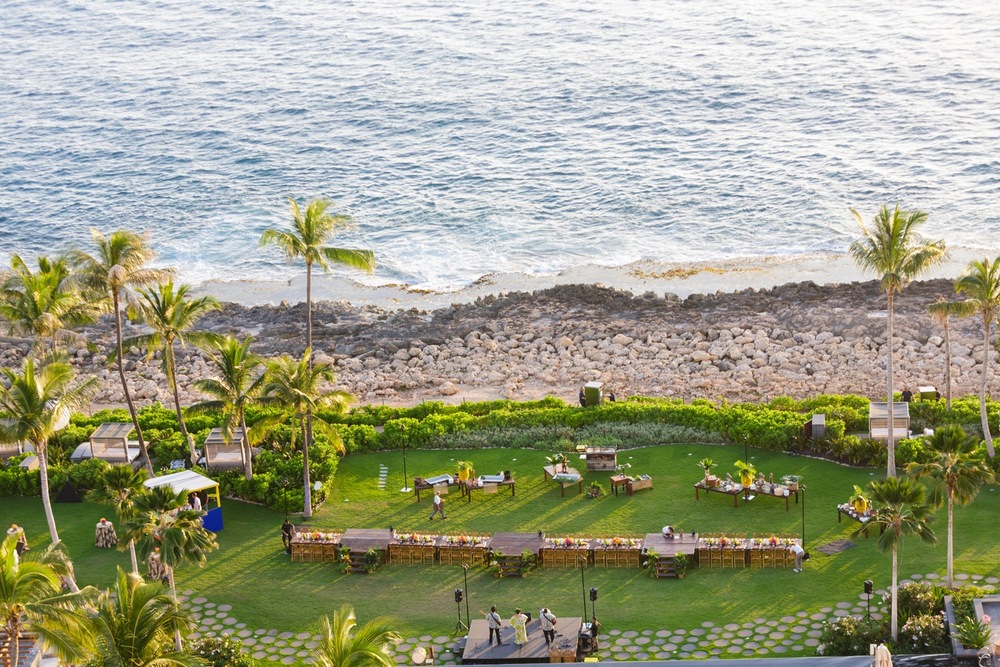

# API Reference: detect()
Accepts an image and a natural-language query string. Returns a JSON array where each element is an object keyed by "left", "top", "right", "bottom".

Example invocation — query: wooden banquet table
[{"left": 542, "top": 464, "right": 583, "bottom": 496}]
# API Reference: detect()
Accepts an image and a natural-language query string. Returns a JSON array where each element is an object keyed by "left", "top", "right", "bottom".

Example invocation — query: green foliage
[
  {"left": 949, "top": 585, "right": 993, "bottom": 623},
  {"left": 895, "top": 613, "right": 948, "bottom": 654},
  {"left": 187, "top": 635, "right": 257, "bottom": 667},
  {"left": 818, "top": 616, "right": 883, "bottom": 656},
  {"left": 892, "top": 581, "right": 943, "bottom": 618},
  {"left": 0, "top": 460, "right": 41, "bottom": 496},
  {"left": 954, "top": 616, "right": 993, "bottom": 650}
]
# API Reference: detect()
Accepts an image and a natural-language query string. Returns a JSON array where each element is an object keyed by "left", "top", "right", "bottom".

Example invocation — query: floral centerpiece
[
  {"left": 395, "top": 533, "right": 436, "bottom": 545},
  {"left": 595, "top": 536, "right": 642, "bottom": 549},
  {"left": 700, "top": 535, "right": 745, "bottom": 548},
  {"left": 546, "top": 537, "right": 590, "bottom": 549},
  {"left": 303, "top": 531, "right": 340, "bottom": 543},
  {"left": 443, "top": 534, "right": 487, "bottom": 547}
]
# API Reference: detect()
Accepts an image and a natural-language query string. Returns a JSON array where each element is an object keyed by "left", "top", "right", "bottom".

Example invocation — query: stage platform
[
  {"left": 340, "top": 528, "right": 394, "bottom": 552},
  {"left": 642, "top": 531, "right": 699, "bottom": 556},
  {"left": 461, "top": 616, "right": 582, "bottom": 664}
]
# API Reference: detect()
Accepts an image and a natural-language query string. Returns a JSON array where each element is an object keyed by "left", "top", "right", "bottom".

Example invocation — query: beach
[{"left": 2, "top": 251, "right": 992, "bottom": 412}]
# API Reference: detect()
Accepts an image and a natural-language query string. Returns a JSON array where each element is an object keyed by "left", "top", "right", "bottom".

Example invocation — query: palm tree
[
  {"left": 928, "top": 299, "right": 975, "bottom": 411},
  {"left": 0, "top": 535, "right": 94, "bottom": 667},
  {"left": 87, "top": 567, "right": 202, "bottom": 667},
  {"left": 313, "top": 604, "right": 401, "bottom": 667},
  {"left": 0, "top": 355, "right": 98, "bottom": 546},
  {"left": 0, "top": 253, "right": 92, "bottom": 352},
  {"left": 955, "top": 257, "right": 1000, "bottom": 457},
  {"left": 907, "top": 425, "right": 994, "bottom": 588},
  {"left": 259, "top": 350, "right": 351, "bottom": 519},
  {"left": 188, "top": 335, "right": 267, "bottom": 480},
  {"left": 124, "top": 282, "right": 220, "bottom": 462},
  {"left": 849, "top": 205, "right": 946, "bottom": 476},
  {"left": 122, "top": 486, "right": 218, "bottom": 651},
  {"left": 70, "top": 229, "right": 175, "bottom": 476},
  {"left": 259, "top": 197, "right": 375, "bottom": 359},
  {"left": 850, "top": 477, "right": 936, "bottom": 641},
  {"left": 88, "top": 464, "right": 150, "bottom": 575}
]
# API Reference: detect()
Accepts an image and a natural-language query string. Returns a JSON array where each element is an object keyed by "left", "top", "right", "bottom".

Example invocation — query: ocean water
[{"left": 1, "top": 0, "right": 998, "bottom": 292}]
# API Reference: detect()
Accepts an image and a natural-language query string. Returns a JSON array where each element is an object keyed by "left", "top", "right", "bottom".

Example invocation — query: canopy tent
[
  {"left": 143, "top": 470, "right": 222, "bottom": 507},
  {"left": 202, "top": 427, "right": 247, "bottom": 471}
]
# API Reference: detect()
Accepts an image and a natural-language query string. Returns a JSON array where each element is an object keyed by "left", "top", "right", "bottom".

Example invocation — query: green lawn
[{"left": 6, "top": 444, "right": 1000, "bottom": 655}]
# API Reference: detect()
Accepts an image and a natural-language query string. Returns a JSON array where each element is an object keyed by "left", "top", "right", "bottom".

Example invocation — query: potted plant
[
  {"left": 781, "top": 474, "right": 802, "bottom": 492},
  {"left": 364, "top": 547, "right": 381, "bottom": 573},
  {"left": 587, "top": 481, "right": 605, "bottom": 498},
  {"left": 643, "top": 548, "right": 659, "bottom": 570},
  {"left": 734, "top": 460, "right": 757, "bottom": 487},
  {"left": 457, "top": 460, "right": 475, "bottom": 482},
  {"left": 546, "top": 452, "right": 569, "bottom": 473},
  {"left": 849, "top": 485, "right": 871, "bottom": 514},
  {"left": 697, "top": 458, "right": 717, "bottom": 482},
  {"left": 673, "top": 553, "right": 689, "bottom": 579}
]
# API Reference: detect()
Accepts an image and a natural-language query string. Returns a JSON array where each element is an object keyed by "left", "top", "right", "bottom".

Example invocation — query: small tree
[
  {"left": 955, "top": 257, "right": 1000, "bottom": 457},
  {"left": 927, "top": 299, "right": 974, "bottom": 411},
  {"left": 906, "top": 425, "right": 994, "bottom": 588},
  {"left": 313, "top": 605, "right": 401, "bottom": 667},
  {"left": 88, "top": 464, "right": 150, "bottom": 575},
  {"left": 851, "top": 477, "right": 936, "bottom": 640}
]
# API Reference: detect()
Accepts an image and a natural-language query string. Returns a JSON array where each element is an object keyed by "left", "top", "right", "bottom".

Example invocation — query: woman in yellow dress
[{"left": 510, "top": 608, "right": 529, "bottom": 645}]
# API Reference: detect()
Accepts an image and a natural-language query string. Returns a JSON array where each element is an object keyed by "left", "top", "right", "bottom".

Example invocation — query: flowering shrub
[
  {"left": 817, "top": 616, "right": 882, "bottom": 656},
  {"left": 955, "top": 615, "right": 993, "bottom": 650},
  {"left": 187, "top": 635, "right": 255, "bottom": 667},
  {"left": 896, "top": 613, "right": 948, "bottom": 654},
  {"left": 887, "top": 581, "right": 942, "bottom": 618}
]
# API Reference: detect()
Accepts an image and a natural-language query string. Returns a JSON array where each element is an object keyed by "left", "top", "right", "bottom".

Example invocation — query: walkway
[{"left": 178, "top": 571, "right": 996, "bottom": 664}]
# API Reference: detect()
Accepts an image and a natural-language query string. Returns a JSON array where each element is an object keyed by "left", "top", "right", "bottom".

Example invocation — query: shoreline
[{"left": 195, "top": 248, "right": 991, "bottom": 312}]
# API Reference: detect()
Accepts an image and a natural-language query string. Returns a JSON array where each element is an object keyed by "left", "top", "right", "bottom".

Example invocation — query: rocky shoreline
[{"left": 1, "top": 278, "right": 995, "bottom": 410}]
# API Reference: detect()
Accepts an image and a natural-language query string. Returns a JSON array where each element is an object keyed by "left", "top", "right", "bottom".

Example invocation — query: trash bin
[{"left": 584, "top": 381, "right": 603, "bottom": 406}]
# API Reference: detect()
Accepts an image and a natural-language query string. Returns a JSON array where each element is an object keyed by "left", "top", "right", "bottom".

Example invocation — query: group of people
[{"left": 482, "top": 605, "right": 599, "bottom": 649}]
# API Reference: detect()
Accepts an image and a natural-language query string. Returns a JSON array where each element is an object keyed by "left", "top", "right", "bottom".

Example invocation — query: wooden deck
[
  {"left": 642, "top": 531, "right": 699, "bottom": 556},
  {"left": 340, "top": 528, "right": 394, "bottom": 552},
  {"left": 461, "top": 617, "right": 582, "bottom": 664}
]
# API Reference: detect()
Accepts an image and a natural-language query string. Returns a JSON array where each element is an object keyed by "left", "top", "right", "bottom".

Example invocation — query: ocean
[{"left": 1, "top": 0, "right": 998, "bottom": 293}]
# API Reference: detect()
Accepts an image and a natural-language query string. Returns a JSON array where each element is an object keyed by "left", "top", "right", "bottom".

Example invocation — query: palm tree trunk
[
  {"left": 129, "top": 539, "right": 139, "bottom": 575},
  {"left": 241, "top": 411, "right": 253, "bottom": 481},
  {"left": 115, "top": 291, "right": 154, "bottom": 475},
  {"left": 5, "top": 621, "right": 21, "bottom": 667},
  {"left": 167, "top": 341, "right": 196, "bottom": 462},
  {"left": 167, "top": 568, "right": 183, "bottom": 651},
  {"left": 886, "top": 290, "right": 897, "bottom": 477},
  {"left": 38, "top": 446, "right": 60, "bottom": 545},
  {"left": 302, "top": 416, "right": 312, "bottom": 519},
  {"left": 891, "top": 543, "right": 899, "bottom": 641},
  {"left": 944, "top": 317, "right": 952, "bottom": 411},
  {"left": 981, "top": 318, "right": 994, "bottom": 457},
  {"left": 304, "top": 261, "right": 314, "bottom": 518},
  {"left": 947, "top": 493, "right": 954, "bottom": 589}
]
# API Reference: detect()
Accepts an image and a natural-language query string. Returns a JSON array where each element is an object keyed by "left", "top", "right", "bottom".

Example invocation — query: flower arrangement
[
  {"left": 303, "top": 531, "right": 340, "bottom": 543},
  {"left": 395, "top": 533, "right": 436, "bottom": 545},
  {"left": 595, "top": 537, "right": 642, "bottom": 549},
  {"left": 546, "top": 537, "right": 590, "bottom": 548},
  {"left": 700, "top": 535, "right": 746, "bottom": 548},
  {"left": 443, "top": 534, "right": 486, "bottom": 547}
]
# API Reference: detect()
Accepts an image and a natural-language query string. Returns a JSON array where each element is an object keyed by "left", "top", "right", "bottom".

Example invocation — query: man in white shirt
[
  {"left": 484, "top": 605, "right": 503, "bottom": 645},
  {"left": 540, "top": 607, "right": 557, "bottom": 646},
  {"left": 429, "top": 492, "right": 446, "bottom": 520},
  {"left": 790, "top": 543, "right": 805, "bottom": 572}
]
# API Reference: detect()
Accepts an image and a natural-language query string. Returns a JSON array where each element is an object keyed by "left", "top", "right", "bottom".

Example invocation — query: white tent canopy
[{"left": 143, "top": 470, "right": 222, "bottom": 507}]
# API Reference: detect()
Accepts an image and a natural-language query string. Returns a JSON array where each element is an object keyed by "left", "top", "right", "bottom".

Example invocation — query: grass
[{"left": 6, "top": 443, "right": 1000, "bottom": 657}]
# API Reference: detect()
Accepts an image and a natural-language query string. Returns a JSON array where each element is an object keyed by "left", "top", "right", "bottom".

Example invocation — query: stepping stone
[
  {"left": 972, "top": 574, "right": 984, "bottom": 580},
  {"left": 296, "top": 632, "right": 311, "bottom": 640},
  {"left": 635, "top": 652, "right": 650, "bottom": 660},
  {"left": 682, "top": 643, "right": 697, "bottom": 651},
  {"left": 652, "top": 638, "right": 665, "bottom": 646},
  {"left": 419, "top": 635, "right": 432, "bottom": 642},
  {"left": 193, "top": 597, "right": 208, "bottom": 604},
  {"left": 737, "top": 630, "right": 752, "bottom": 638},
  {"left": 279, "top": 632, "right": 294, "bottom": 639},
  {"left": 623, "top": 630, "right": 639, "bottom": 638},
  {"left": 701, "top": 621, "right": 714, "bottom": 628},
  {"left": 692, "top": 651, "right": 708, "bottom": 658},
  {"left": 763, "top": 640, "right": 776, "bottom": 647},
  {"left": 280, "top": 657, "right": 296, "bottom": 665},
  {"left": 722, "top": 632, "right": 734, "bottom": 639},
  {"left": 836, "top": 601, "right": 852, "bottom": 608},
  {"left": 434, "top": 636, "right": 449, "bottom": 644},
  {"left": 769, "top": 632, "right": 785, "bottom": 641},
  {"left": 625, "top": 644, "right": 641, "bottom": 653},
  {"left": 926, "top": 573, "right": 940, "bottom": 580},
  {"left": 238, "top": 630, "right": 252, "bottom": 638},
  {"left": 689, "top": 629, "right": 705, "bottom": 636},
  {"left": 614, "top": 652, "right": 630, "bottom": 661},
  {"left": 792, "top": 645, "right": 804, "bottom": 652},
  {"left": 236, "top": 623, "right": 246, "bottom": 629},
  {"left": 791, "top": 625, "right": 808, "bottom": 634},
  {"left": 987, "top": 577, "right": 1000, "bottom": 584},
  {"left": 729, "top": 638, "right": 744, "bottom": 646},
  {"left": 663, "top": 643, "right": 677, "bottom": 651},
  {"left": 833, "top": 610, "right": 849, "bottom": 617},
  {"left": 911, "top": 573, "right": 923, "bottom": 579},
  {"left": 774, "top": 645, "right": 788, "bottom": 653},
  {"left": 252, "top": 652, "right": 267, "bottom": 660},
  {"left": 807, "top": 630, "right": 823, "bottom": 638},
  {"left": 280, "top": 648, "right": 296, "bottom": 656},
  {"left": 260, "top": 637, "right": 276, "bottom": 644},
  {"left": 744, "top": 642, "right": 759, "bottom": 649},
  {"left": 614, "top": 638, "right": 630, "bottom": 646},
  {"left": 669, "top": 635, "right": 685, "bottom": 643},
  {"left": 804, "top": 638, "right": 820, "bottom": 647},
  {"left": 655, "top": 630, "right": 670, "bottom": 637},
  {"left": 677, "top": 652, "right": 690, "bottom": 659},
  {"left": 656, "top": 652, "right": 673, "bottom": 660},
  {"left": 755, "top": 625, "right": 771, "bottom": 635},
  {"left": 608, "top": 629, "right": 622, "bottom": 636},
  {"left": 641, "top": 629, "right": 653, "bottom": 635},
  {"left": 810, "top": 613, "right": 826, "bottom": 621},
  {"left": 396, "top": 644, "right": 411, "bottom": 653},
  {"left": 635, "top": 637, "right": 650, "bottom": 645},
  {"left": 727, "top": 645, "right": 742, "bottom": 654},
  {"left": 713, "top": 639, "right": 730, "bottom": 647},
  {"left": 212, "top": 624, "right": 224, "bottom": 632}
]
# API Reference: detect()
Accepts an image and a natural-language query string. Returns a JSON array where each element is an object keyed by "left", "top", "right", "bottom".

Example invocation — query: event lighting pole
[
  {"left": 463, "top": 564, "right": 471, "bottom": 628},
  {"left": 579, "top": 557, "right": 588, "bottom": 620}
]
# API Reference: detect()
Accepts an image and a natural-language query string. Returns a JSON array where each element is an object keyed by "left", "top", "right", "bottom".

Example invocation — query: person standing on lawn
[{"left": 429, "top": 491, "right": 446, "bottom": 520}]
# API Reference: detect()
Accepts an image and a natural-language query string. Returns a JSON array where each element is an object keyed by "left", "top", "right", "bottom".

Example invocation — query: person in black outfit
[
  {"left": 901, "top": 388, "right": 913, "bottom": 402},
  {"left": 281, "top": 519, "right": 295, "bottom": 552},
  {"left": 579, "top": 387, "right": 586, "bottom": 407}
]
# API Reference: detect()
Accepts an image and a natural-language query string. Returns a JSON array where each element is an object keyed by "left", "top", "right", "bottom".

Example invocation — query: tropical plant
[
  {"left": 312, "top": 604, "right": 401, "bottom": 667},
  {"left": 734, "top": 459, "right": 756, "bottom": 486},
  {"left": 188, "top": 635, "right": 255, "bottom": 667},
  {"left": 0, "top": 253, "right": 92, "bottom": 352},
  {"left": 587, "top": 481, "right": 605, "bottom": 498},
  {"left": 86, "top": 566, "right": 201, "bottom": 667},
  {"left": 0, "top": 355, "right": 98, "bottom": 547},
  {"left": 456, "top": 460, "right": 475, "bottom": 481},
  {"left": 258, "top": 197, "right": 376, "bottom": 359},
  {"left": 955, "top": 257, "right": 1000, "bottom": 457},
  {"left": 848, "top": 485, "right": 870, "bottom": 514},
  {"left": 697, "top": 457, "right": 716, "bottom": 479},
  {"left": 122, "top": 485, "right": 219, "bottom": 650},
  {"left": 906, "top": 424, "right": 994, "bottom": 588},
  {"left": 850, "top": 477, "right": 936, "bottom": 640},
  {"left": 927, "top": 299, "right": 975, "bottom": 411},
  {"left": 189, "top": 334, "right": 267, "bottom": 480},
  {"left": 257, "top": 350, "right": 352, "bottom": 518},
  {"left": 87, "top": 464, "right": 150, "bottom": 575},
  {"left": 954, "top": 615, "right": 992, "bottom": 650},
  {"left": 124, "top": 282, "right": 220, "bottom": 461},
  {"left": 0, "top": 534, "right": 94, "bottom": 667},
  {"left": 70, "top": 228, "right": 175, "bottom": 476},
  {"left": 545, "top": 452, "right": 568, "bottom": 472},
  {"left": 849, "top": 204, "right": 946, "bottom": 476}
]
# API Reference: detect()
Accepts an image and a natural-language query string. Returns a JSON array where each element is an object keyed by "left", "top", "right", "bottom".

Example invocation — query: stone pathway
[
  {"left": 378, "top": 464, "right": 389, "bottom": 491},
  {"left": 178, "top": 572, "right": 998, "bottom": 664}
]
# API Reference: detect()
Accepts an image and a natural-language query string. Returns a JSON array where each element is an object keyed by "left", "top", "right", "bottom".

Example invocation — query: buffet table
[
  {"left": 837, "top": 504, "right": 878, "bottom": 538},
  {"left": 694, "top": 480, "right": 743, "bottom": 507},
  {"left": 412, "top": 474, "right": 456, "bottom": 502},
  {"left": 461, "top": 474, "right": 516, "bottom": 502},
  {"left": 542, "top": 464, "right": 583, "bottom": 496}
]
